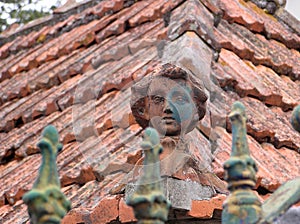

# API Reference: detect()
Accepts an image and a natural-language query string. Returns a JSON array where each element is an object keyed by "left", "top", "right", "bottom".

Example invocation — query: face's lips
[
  {"left": 162, "top": 116, "right": 175, "bottom": 120},
  {"left": 162, "top": 116, "right": 176, "bottom": 124}
]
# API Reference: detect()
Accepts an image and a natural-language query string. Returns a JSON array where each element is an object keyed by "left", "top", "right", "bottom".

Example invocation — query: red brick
[
  {"left": 188, "top": 194, "right": 226, "bottom": 218},
  {"left": 61, "top": 208, "right": 90, "bottom": 224},
  {"left": 212, "top": 126, "right": 300, "bottom": 192},
  {"left": 90, "top": 196, "right": 119, "bottom": 223},
  {"left": 128, "top": 0, "right": 166, "bottom": 27},
  {"left": 220, "top": 0, "right": 300, "bottom": 49},
  {"left": 119, "top": 197, "right": 136, "bottom": 223},
  {"left": 220, "top": 0, "right": 264, "bottom": 32}
]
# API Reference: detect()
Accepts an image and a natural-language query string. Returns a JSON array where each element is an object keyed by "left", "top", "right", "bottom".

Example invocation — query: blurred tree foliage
[{"left": 0, "top": 0, "right": 60, "bottom": 32}]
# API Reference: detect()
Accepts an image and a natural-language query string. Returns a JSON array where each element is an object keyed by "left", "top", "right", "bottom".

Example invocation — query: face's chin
[{"left": 149, "top": 117, "right": 181, "bottom": 136}]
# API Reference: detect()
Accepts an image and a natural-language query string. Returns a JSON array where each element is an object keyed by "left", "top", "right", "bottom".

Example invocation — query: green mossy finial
[
  {"left": 127, "top": 127, "right": 171, "bottom": 224},
  {"left": 257, "top": 105, "right": 300, "bottom": 223},
  {"left": 222, "top": 101, "right": 262, "bottom": 224},
  {"left": 23, "top": 125, "right": 71, "bottom": 224},
  {"left": 228, "top": 101, "right": 249, "bottom": 157}
]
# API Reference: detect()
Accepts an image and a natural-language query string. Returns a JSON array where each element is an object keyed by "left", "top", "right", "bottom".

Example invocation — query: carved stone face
[
  {"left": 147, "top": 77, "right": 197, "bottom": 136},
  {"left": 130, "top": 63, "right": 207, "bottom": 136}
]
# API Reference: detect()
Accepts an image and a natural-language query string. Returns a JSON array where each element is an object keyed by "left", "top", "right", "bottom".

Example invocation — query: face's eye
[
  {"left": 151, "top": 95, "right": 165, "bottom": 104},
  {"left": 173, "top": 95, "right": 189, "bottom": 105}
]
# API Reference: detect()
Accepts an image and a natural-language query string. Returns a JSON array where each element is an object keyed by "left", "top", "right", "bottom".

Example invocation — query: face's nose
[{"left": 163, "top": 100, "right": 173, "bottom": 114}]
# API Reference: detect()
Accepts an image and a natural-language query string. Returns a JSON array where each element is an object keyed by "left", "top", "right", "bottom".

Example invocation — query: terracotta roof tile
[
  {"left": 89, "top": 195, "right": 119, "bottom": 223},
  {"left": 118, "top": 197, "right": 136, "bottom": 222},
  {"left": 61, "top": 207, "right": 90, "bottom": 224},
  {"left": 0, "top": 52, "right": 79, "bottom": 104},
  {"left": 188, "top": 194, "right": 225, "bottom": 219},
  {"left": 208, "top": 91, "right": 300, "bottom": 150},
  {"left": 7, "top": 36, "right": 27, "bottom": 53},
  {"left": 1, "top": 200, "right": 29, "bottom": 223},
  {"left": 6, "top": 19, "right": 103, "bottom": 76},
  {"left": 0, "top": 90, "right": 43, "bottom": 131},
  {"left": 242, "top": 97, "right": 300, "bottom": 149},
  {"left": 0, "top": 41, "right": 13, "bottom": 59},
  {"left": 59, "top": 135, "right": 110, "bottom": 186},
  {"left": 220, "top": 0, "right": 265, "bottom": 32},
  {"left": 128, "top": 0, "right": 184, "bottom": 27},
  {"left": 220, "top": 0, "right": 300, "bottom": 48},
  {"left": 212, "top": 127, "right": 300, "bottom": 192},
  {"left": 91, "top": 48, "right": 158, "bottom": 96},
  {"left": 0, "top": 154, "right": 40, "bottom": 205},
  {"left": 90, "top": 0, "right": 125, "bottom": 16},
  {"left": 215, "top": 49, "right": 300, "bottom": 109},
  {"left": 0, "top": 106, "right": 73, "bottom": 162},
  {"left": 89, "top": 20, "right": 163, "bottom": 69},
  {"left": 215, "top": 20, "right": 300, "bottom": 80},
  {"left": 95, "top": 1, "right": 152, "bottom": 42},
  {"left": 15, "top": 110, "right": 74, "bottom": 157},
  {"left": 0, "top": 75, "right": 81, "bottom": 133},
  {"left": 0, "top": 51, "right": 27, "bottom": 82}
]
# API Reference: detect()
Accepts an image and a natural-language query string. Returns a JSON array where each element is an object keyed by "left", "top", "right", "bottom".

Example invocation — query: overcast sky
[{"left": 286, "top": 0, "right": 300, "bottom": 20}]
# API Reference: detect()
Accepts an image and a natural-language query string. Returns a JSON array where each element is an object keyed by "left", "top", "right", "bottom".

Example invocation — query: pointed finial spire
[
  {"left": 222, "top": 102, "right": 300, "bottom": 223},
  {"left": 127, "top": 127, "right": 171, "bottom": 224},
  {"left": 23, "top": 125, "right": 71, "bottom": 224},
  {"left": 228, "top": 101, "right": 249, "bottom": 157},
  {"left": 222, "top": 101, "right": 262, "bottom": 224}
]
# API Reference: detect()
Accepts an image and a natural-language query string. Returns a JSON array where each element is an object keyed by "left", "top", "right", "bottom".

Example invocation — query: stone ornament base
[{"left": 125, "top": 177, "right": 215, "bottom": 211}]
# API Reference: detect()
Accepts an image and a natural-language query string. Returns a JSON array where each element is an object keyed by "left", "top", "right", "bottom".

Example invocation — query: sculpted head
[{"left": 131, "top": 63, "right": 207, "bottom": 136}]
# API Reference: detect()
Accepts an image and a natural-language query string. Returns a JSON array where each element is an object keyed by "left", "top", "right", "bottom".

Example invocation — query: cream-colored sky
[{"left": 286, "top": 0, "right": 300, "bottom": 20}]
